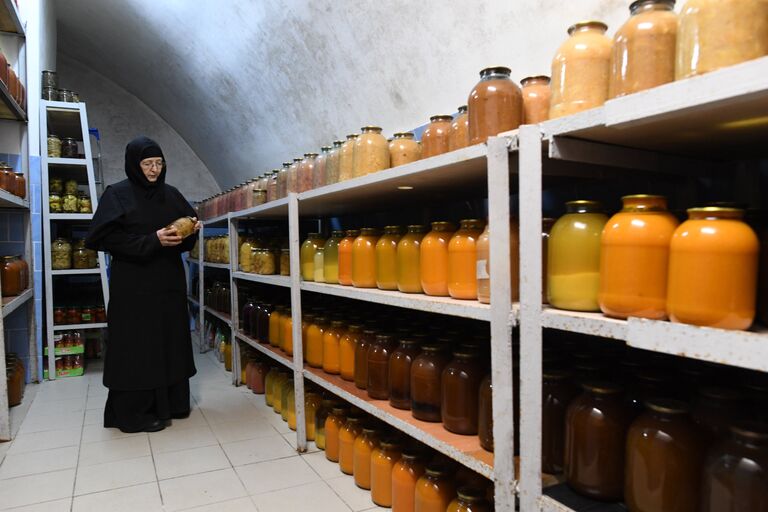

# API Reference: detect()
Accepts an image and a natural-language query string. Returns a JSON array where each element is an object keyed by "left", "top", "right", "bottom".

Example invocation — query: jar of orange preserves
[
  {"left": 468, "top": 66, "right": 522, "bottom": 145},
  {"left": 448, "top": 105, "right": 469, "bottom": 151},
  {"left": 448, "top": 219, "right": 485, "bottom": 300},
  {"left": 392, "top": 450, "right": 426, "bottom": 512},
  {"left": 371, "top": 438, "right": 403, "bottom": 507},
  {"left": 322, "top": 320, "right": 345, "bottom": 374},
  {"left": 353, "top": 426, "right": 381, "bottom": 489},
  {"left": 339, "top": 323, "right": 362, "bottom": 381},
  {"left": 398, "top": 225, "right": 429, "bottom": 293},
  {"left": 339, "top": 415, "right": 364, "bottom": 474},
  {"left": 352, "top": 228, "right": 380, "bottom": 288},
  {"left": 338, "top": 229, "right": 359, "bottom": 286},
  {"left": 305, "top": 316, "right": 326, "bottom": 368},
  {"left": 421, "top": 115, "right": 453, "bottom": 158},
  {"left": 324, "top": 406, "right": 348, "bottom": 463},
  {"left": 376, "top": 225, "right": 404, "bottom": 290},
  {"left": 389, "top": 132, "right": 422, "bottom": 168},
  {"left": 476, "top": 218, "right": 520, "bottom": 304},
  {"left": 667, "top": 207, "right": 759, "bottom": 330},
  {"left": 446, "top": 487, "right": 491, "bottom": 512},
  {"left": 521, "top": 75, "right": 552, "bottom": 124},
  {"left": 268, "top": 307, "right": 283, "bottom": 347},
  {"left": 599, "top": 195, "right": 679, "bottom": 319},
  {"left": 421, "top": 222, "right": 456, "bottom": 296},
  {"left": 280, "top": 313, "right": 293, "bottom": 356},
  {"left": 304, "top": 391, "right": 322, "bottom": 441},
  {"left": 415, "top": 465, "right": 456, "bottom": 512}
]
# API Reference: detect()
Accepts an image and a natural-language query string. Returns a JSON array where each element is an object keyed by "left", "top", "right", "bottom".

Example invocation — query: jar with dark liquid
[
  {"left": 314, "top": 398, "right": 338, "bottom": 451},
  {"left": 441, "top": 349, "right": 484, "bottom": 435},
  {"left": 354, "top": 329, "right": 376, "bottom": 390},
  {"left": 693, "top": 386, "right": 743, "bottom": 441},
  {"left": 367, "top": 334, "right": 398, "bottom": 400},
  {"left": 389, "top": 338, "right": 422, "bottom": 409},
  {"left": 446, "top": 486, "right": 491, "bottom": 512},
  {"left": 478, "top": 374, "right": 493, "bottom": 451},
  {"left": 411, "top": 344, "right": 451, "bottom": 422},
  {"left": 542, "top": 368, "right": 579, "bottom": 474}
]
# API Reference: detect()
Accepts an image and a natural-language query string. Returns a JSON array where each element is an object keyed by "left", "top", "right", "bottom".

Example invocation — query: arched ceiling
[{"left": 55, "top": 0, "right": 627, "bottom": 189}]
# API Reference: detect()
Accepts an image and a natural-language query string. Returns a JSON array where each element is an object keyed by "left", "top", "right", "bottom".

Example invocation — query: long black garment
[{"left": 86, "top": 136, "right": 197, "bottom": 393}]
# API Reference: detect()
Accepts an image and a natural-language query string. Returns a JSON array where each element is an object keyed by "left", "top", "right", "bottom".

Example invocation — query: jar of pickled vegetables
[
  {"left": 447, "top": 219, "right": 485, "bottom": 300},
  {"left": 62, "top": 193, "right": 78, "bottom": 213},
  {"left": 521, "top": 75, "right": 552, "bottom": 124},
  {"left": 352, "top": 228, "right": 380, "bottom": 288},
  {"left": 353, "top": 126, "right": 390, "bottom": 177},
  {"left": 422, "top": 115, "right": 453, "bottom": 158},
  {"left": 323, "top": 230, "right": 344, "bottom": 284},
  {"left": 468, "top": 66, "right": 522, "bottom": 145},
  {"left": 47, "top": 134, "right": 62, "bottom": 157},
  {"left": 280, "top": 248, "right": 290, "bottom": 276},
  {"left": 389, "top": 132, "right": 422, "bottom": 167},
  {"left": 301, "top": 233, "right": 326, "bottom": 281},
  {"left": 49, "top": 176, "right": 63, "bottom": 195},
  {"left": 51, "top": 237, "right": 72, "bottom": 270},
  {"left": 73, "top": 246, "right": 93, "bottom": 269},
  {"left": 64, "top": 179, "right": 78, "bottom": 195},
  {"left": 421, "top": 221, "right": 456, "bottom": 296},
  {"left": 49, "top": 193, "right": 62, "bottom": 213},
  {"left": 339, "top": 134, "right": 358, "bottom": 182},
  {"left": 376, "top": 225, "right": 403, "bottom": 290},
  {"left": 397, "top": 224, "right": 428, "bottom": 293},
  {"left": 449, "top": 105, "right": 469, "bottom": 151},
  {"left": 77, "top": 192, "right": 92, "bottom": 213}
]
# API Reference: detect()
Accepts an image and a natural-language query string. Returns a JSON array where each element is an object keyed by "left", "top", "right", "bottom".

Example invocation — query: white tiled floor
[{"left": 0, "top": 349, "right": 387, "bottom": 511}]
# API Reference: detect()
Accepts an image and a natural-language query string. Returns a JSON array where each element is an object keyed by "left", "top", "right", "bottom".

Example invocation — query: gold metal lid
[
  {"left": 645, "top": 398, "right": 689, "bottom": 415},
  {"left": 521, "top": 75, "right": 551, "bottom": 86},
  {"left": 568, "top": 20, "right": 608, "bottom": 35},
  {"left": 333, "top": 140, "right": 344, "bottom": 146},
  {"left": 360, "top": 228, "right": 379, "bottom": 236},
  {"left": 393, "top": 132, "right": 415, "bottom": 138},
  {"left": 345, "top": 229, "right": 360, "bottom": 237},
  {"left": 429, "top": 115, "right": 454, "bottom": 122},
  {"left": 406, "top": 224, "right": 428, "bottom": 232},
  {"left": 331, "top": 230, "right": 345, "bottom": 237},
  {"left": 430, "top": 221, "right": 456, "bottom": 231},
  {"left": 384, "top": 225, "right": 403, "bottom": 234},
  {"left": 687, "top": 206, "right": 745, "bottom": 219},
  {"left": 459, "top": 218, "right": 484, "bottom": 228},
  {"left": 292, "top": 158, "right": 302, "bottom": 162},
  {"left": 282, "top": 162, "right": 291, "bottom": 168},
  {"left": 480, "top": 66, "right": 512, "bottom": 76},
  {"left": 566, "top": 200, "right": 602, "bottom": 213},
  {"left": 361, "top": 125, "right": 382, "bottom": 132},
  {"left": 346, "top": 134, "right": 358, "bottom": 139},
  {"left": 304, "top": 153, "right": 318, "bottom": 158},
  {"left": 457, "top": 487, "right": 488, "bottom": 503},
  {"left": 630, "top": 0, "right": 675, "bottom": 14},
  {"left": 320, "top": 146, "right": 332, "bottom": 151}
]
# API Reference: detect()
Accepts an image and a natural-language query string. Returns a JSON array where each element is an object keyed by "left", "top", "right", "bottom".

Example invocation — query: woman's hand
[
  {"left": 191, "top": 217, "right": 202, "bottom": 233},
  {"left": 156, "top": 227, "right": 182, "bottom": 246}
]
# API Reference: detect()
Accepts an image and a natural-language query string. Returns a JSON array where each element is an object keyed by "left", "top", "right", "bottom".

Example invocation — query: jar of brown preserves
[
  {"left": 441, "top": 349, "right": 484, "bottom": 435},
  {"left": 421, "top": 115, "right": 453, "bottom": 159},
  {"left": 448, "top": 105, "right": 469, "bottom": 151},
  {"left": 388, "top": 338, "right": 421, "bottom": 410},
  {"left": 542, "top": 368, "right": 580, "bottom": 474},
  {"left": 367, "top": 334, "right": 397, "bottom": 400},
  {"left": 521, "top": 75, "right": 552, "bottom": 124},
  {"left": 411, "top": 344, "right": 451, "bottom": 422},
  {"left": 468, "top": 66, "right": 522, "bottom": 145}
]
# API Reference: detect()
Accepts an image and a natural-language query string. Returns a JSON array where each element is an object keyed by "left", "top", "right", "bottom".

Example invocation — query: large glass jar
[
  {"left": 548, "top": 201, "right": 608, "bottom": 311},
  {"left": 352, "top": 228, "right": 380, "bottom": 288},
  {"left": 676, "top": 0, "right": 768, "bottom": 79},
  {"left": 62, "top": 192, "right": 78, "bottom": 213},
  {"left": 448, "top": 105, "right": 469, "bottom": 151},
  {"left": 297, "top": 153, "right": 317, "bottom": 193},
  {"left": 288, "top": 158, "right": 301, "bottom": 194},
  {"left": 564, "top": 382, "right": 632, "bottom": 501},
  {"left": 353, "top": 426, "right": 380, "bottom": 490},
  {"left": 521, "top": 75, "right": 552, "bottom": 125},
  {"left": 446, "top": 487, "right": 491, "bottom": 512},
  {"left": 77, "top": 192, "right": 91, "bottom": 213},
  {"left": 325, "top": 140, "right": 343, "bottom": 185},
  {"left": 49, "top": 176, "right": 63, "bottom": 195},
  {"left": 324, "top": 406, "right": 348, "bottom": 462},
  {"left": 478, "top": 375, "right": 493, "bottom": 452},
  {"left": 376, "top": 225, "right": 403, "bottom": 290},
  {"left": 268, "top": 307, "right": 282, "bottom": 347},
  {"left": 239, "top": 238, "right": 254, "bottom": 272},
  {"left": 625, "top": 399, "right": 704, "bottom": 512},
  {"left": 51, "top": 237, "right": 72, "bottom": 270},
  {"left": 415, "top": 465, "right": 457, "bottom": 512},
  {"left": 354, "top": 329, "right": 375, "bottom": 390},
  {"left": 252, "top": 248, "right": 276, "bottom": 275},
  {"left": 599, "top": 195, "right": 679, "bottom": 319},
  {"left": 353, "top": 126, "right": 390, "bottom": 177},
  {"left": 371, "top": 438, "right": 403, "bottom": 507},
  {"left": 271, "top": 370, "right": 289, "bottom": 414},
  {"left": 280, "top": 377, "right": 294, "bottom": 423},
  {"left": 279, "top": 248, "right": 290, "bottom": 276},
  {"left": 47, "top": 134, "right": 62, "bottom": 157},
  {"left": 692, "top": 386, "right": 743, "bottom": 441},
  {"left": 550, "top": 21, "right": 613, "bottom": 119},
  {"left": 267, "top": 170, "right": 279, "bottom": 202},
  {"left": 542, "top": 369, "right": 580, "bottom": 474},
  {"left": 313, "top": 147, "right": 329, "bottom": 190},
  {"left": 48, "top": 193, "right": 62, "bottom": 213},
  {"left": 389, "top": 338, "right": 422, "bottom": 410},
  {"left": 340, "top": 323, "right": 362, "bottom": 381},
  {"left": 313, "top": 246, "right": 325, "bottom": 282},
  {"left": 73, "top": 246, "right": 93, "bottom": 269},
  {"left": 322, "top": 230, "right": 344, "bottom": 284},
  {"left": 392, "top": 450, "right": 426, "bottom": 512},
  {"left": 397, "top": 224, "right": 428, "bottom": 293},
  {"left": 668, "top": 207, "right": 758, "bottom": 329},
  {"left": 367, "top": 334, "right": 398, "bottom": 400},
  {"left": 61, "top": 137, "right": 78, "bottom": 158},
  {"left": 322, "top": 320, "right": 344, "bottom": 375},
  {"left": 442, "top": 349, "right": 484, "bottom": 435},
  {"left": 276, "top": 165, "right": 289, "bottom": 199},
  {"left": 421, "top": 115, "right": 453, "bottom": 158},
  {"left": 339, "top": 415, "right": 364, "bottom": 475},
  {"left": 389, "top": 132, "right": 422, "bottom": 167},
  {"left": 467, "top": 66, "right": 522, "bottom": 145},
  {"left": 305, "top": 316, "right": 325, "bottom": 368},
  {"left": 339, "top": 134, "right": 358, "bottom": 182},
  {"left": 280, "top": 312, "right": 293, "bottom": 356},
  {"left": 609, "top": 0, "right": 677, "bottom": 99},
  {"left": 421, "top": 222, "right": 456, "bottom": 297},
  {"left": 314, "top": 398, "right": 337, "bottom": 450},
  {"left": 338, "top": 229, "right": 358, "bottom": 286},
  {"left": 411, "top": 344, "right": 451, "bottom": 422},
  {"left": 542, "top": 218, "right": 556, "bottom": 303},
  {"left": 447, "top": 219, "right": 485, "bottom": 300},
  {"left": 300, "top": 233, "right": 326, "bottom": 282},
  {"left": 1, "top": 256, "right": 21, "bottom": 296},
  {"left": 476, "top": 217, "right": 521, "bottom": 304},
  {"left": 701, "top": 423, "right": 768, "bottom": 511}
]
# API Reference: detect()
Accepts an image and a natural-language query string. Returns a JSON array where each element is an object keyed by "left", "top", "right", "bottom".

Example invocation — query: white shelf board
[
  {"left": 43, "top": 100, "right": 83, "bottom": 111},
  {"left": 204, "top": 306, "right": 231, "bottom": 325},
  {"left": 233, "top": 271, "right": 291, "bottom": 287},
  {"left": 300, "top": 281, "right": 492, "bottom": 321},
  {"left": 235, "top": 331, "right": 293, "bottom": 369},
  {"left": 0, "top": 188, "right": 28, "bottom": 209},
  {"left": 540, "top": 496, "right": 578, "bottom": 512},
  {"left": 0, "top": 0, "right": 24, "bottom": 35},
  {"left": 203, "top": 213, "right": 229, "bottom": 226},
  {"left": 229, "top": 198, "right": 289, "bottom": 220},
  {"left": 49, "top": 213, "right": 93, "bottom": 220},
  {"left": 541, "top": 308, "right": 628, "bottom": 341},
  {"left": 53, "top": 323, "right": 108, "bottom": 332},
  {"left": 1, "top": 288, "right": 32, "bottom": 317},
  {"left": 46, "top": 158, "right": 88, "bottom": 166},
  {"left": 203, "top": 262, "right": 230, "bottom": 270},
  {"left": 51, "top": 268, "right": 101, "bottom": 276}
]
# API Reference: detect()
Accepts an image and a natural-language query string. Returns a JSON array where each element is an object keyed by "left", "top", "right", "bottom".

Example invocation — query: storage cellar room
[{"left": 0, "top": 0, "right": 766, "bottom": 511}]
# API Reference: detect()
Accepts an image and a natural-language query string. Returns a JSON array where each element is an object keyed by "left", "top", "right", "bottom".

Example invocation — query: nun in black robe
[{"left": 86, "top": 136, "right": 198, "bottom": 433}]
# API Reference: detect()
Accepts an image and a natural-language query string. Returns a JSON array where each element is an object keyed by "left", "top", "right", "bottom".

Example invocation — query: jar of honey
[
  {"left": 376, "top": 225, "right": 403, "bottom": 290},
  {"left": 411, "top": 344, "right": 451, "bottom": 422},
  {"left": 521, "top": 75, "right": 552, "bottom": 124},
  {"left": 339, "top": 415, "right": 364, "bottom": 474},
  {"left": 354, "top": 329, "right": 376, "bottom": 390},
  {"left": 305, "top": 316, "right": 326, "bottom": 368},
  {"left": 478, "top": 375, "right": 493, "bottom": 452},
  {"left": 313, "top": 247, "right": 325, "bottom": 283},
  {"left": 272, "top": 370, "right": 289, "bottom": 414},
  {"left": 397, "top": 224, "right": 429, "bottom": 293},
  {"left": 280, "top": 313, "right": 293, "bottom": 356},
  {"left": 314, "top": 398, "right": 338, "bottom": 450},
  {"left": 304, "top": 391, "right": 322, "bottom": 441},
  {"left": 323, "top": 230, "right": 344, "bottom": 284},
  {"left": 389, "top": 338, "right": 422, "bottom": 410},
  {"left": 371, "top": 438, "right": 403, "bottom": 507},
  {"left": 415, "top": 464, "right": 456, "bottom": 512},
  {"left": 367, "top": 334, "right": 398, "bottom": 400},
  {"left": 448, "top": 219, "right": 485, "bottom": 300},
  {"left": 264, "top": 367, "right": 279, "bottom": 407},
  {"left": 667, "top": 207, "right": 758, "bottom": 330},
  {"left": 421, "top": 222, "right": 456, "bottom": 297},
  {"left": 339, "top": 134, "right": 358, "bottom": 182},
  {"left": 353, "top": 126, "right": 390, "bottom": 177},
  {"left": 421, "top": 115, "right": 453, "bottom": 158},
  {"left": 446, "top": 487, "right": 491, "bottom": 512},
  {"left": 268, "top": 307, "right": 283, "bottom": 347},
  {"left": 599, "top": 195, "right": 679, "bottom": 319},
  {"left": 442, "top": 349, "right": 484, "bottom": 435},
  {"left": 448, "top": 105, "right": 469, "bottom": 151},
  {"left": 392, "top": 450, "right": 426, "bottom": 512},
  {"left": 353, "top": 426, "right": 381, "bottom": 489},
  {"left": 322, "top": 320, "right": 345, "bottom": 374},
  {"left": 301, "top": 233, "right": 326, "bottom": 282},
  {"left": 476, "top": 217, "right": 521, "bottom": 304},
  {"left": 338, "top": 229, "right": 359, "bottom": 286},
  {"left": 340, "top": 323, "right": 362, "bottom": 381},
  {"left": 351, "top": 228, "right": 380, "bottom": 288},
  {"left": 389, "top": 132, "right": 422, "bottom": 168},
  {"left": 542, "top": 368, "right": 579, "bottom": 474},
  {"left": 468, "top": 66, "right": 522, "bottom": 145},
  {"left": 324, "top": 406, "right": 348, "bottom": 462}
]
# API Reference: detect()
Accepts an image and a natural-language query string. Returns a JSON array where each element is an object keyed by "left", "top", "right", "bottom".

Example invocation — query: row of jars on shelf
[
  {"left": 0, "top": 162, "right": 25, "bottom": 199},
  {"left": 238, "top": 237, "right": 289, "bottom": 275},
  {"left": 52, "top": 331, "right": 85, "bottom": 349},
  {"left": 51, "top": 238, "right": 98, "bottom": 270},
  {"left": 41, "top": 70, "right": 80, "bottom": 104},
  {"left": 49, "top": 190, "right": 92, "bottom": 214},
  {"left": 1, "top": 51, "right": 26, "bottom": 111},
  {"left": 52, "top": 304, "right": 106, "bottom": 325},
  {"left": 204, "top": 281, "right": 231, "bottom": 315},
  {"left": 53, "top": 354, "right": 84, "bottom": 371},
  {"left": 6, "top": 353, "right": 24, "bottom": 407},
  {"left": 1, "top": 255, "right": 28, "bottom": 297},
  {"left": 47, "top": 134, "right": 80, "bottom": 159}
]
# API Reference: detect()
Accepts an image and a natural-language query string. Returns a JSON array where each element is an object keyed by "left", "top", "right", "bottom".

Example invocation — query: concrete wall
[{"left": 56, "top": 54, "right": 220, "bottom": 202}]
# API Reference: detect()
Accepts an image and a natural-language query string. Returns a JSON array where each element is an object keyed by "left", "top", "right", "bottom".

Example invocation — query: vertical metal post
[
  {"left": 199, "top": 225, "right": 207, "bottom": 353},
  {"left": 228, "top": 214, "right": 239, "bottom": 385},
  {"left": 518, "top": 125, "right": 544, "bottom": 511},
  {"left": 486, "top": 136, "right": 515, "bottom": 510},
  {"left": 0, "top": 269, "right": 8, "bottom": 440},
  {"left": 288, "top": 193, "right": 307, "bottom": 452}
]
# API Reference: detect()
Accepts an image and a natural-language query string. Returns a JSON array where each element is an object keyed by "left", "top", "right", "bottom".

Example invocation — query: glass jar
[
  {"left": 339, "top": 415, "right": 364, "bottom": 474},
  {"left": 279, "top": 248, "right": 290, "bottom": 276},
  {"left": 73, "top": 246, "right": 93, "bottom": 269},
  {"left": 564, "top": 382, "right": 633, "bottom": 501},
  {"left": 599, "top": 195, "right": 679, "bottom": 319},
  {"left": 272, "top": 370, "right": 290, "bottom": 414},
  {"left": 51, "top": 237, "right": 72, "bottom": 270},
  {"left": 467, "top": 66, "right": 522, "bottom": 145},
  {"left": 61, "top": 137, "right": 78, "bottom": 158},
  {"left": 411, "top": 344, "right": 451, "bottom": 422},
  {"left": 65, "top": 305, "right": 80, "bottom": 324},
  {"left": 447, "top": 219, "right": 485, "bottom": 300},
  {"left": 476, "top": 217, "right": 521, "bottom": 304},
  {"left": 253, "top": 186, "right": 267, "bottom": 206},
  {"left": 47, "top": 134, "right": 62, "bottom": 157},
  {"left": 324, "top": 406, "right": 348, "bottom": 462},
  {"left": 251, "top": 248, "right": 276, "bottom": 275},
  {"left": 676, "top": 0, "right": 768, "bottom": 79},
  {"left": 313, "top": 246, "right": 325, "bottom": 283},
  {"left": 353, "top": 426, "right": 381, "bottom": 489},
  {"left": 13, "top": 172, "right": 25, "bottom": 199},
  {"left": 298, "top": 153, "right": 317, "bottom": 193},
  {"left": 94, "top": 305, "right": 106, "bottom": 323},
  {"left": 668, "top": 207, "right": 758, "bottom": 329},
  {"left": 609, "top": 0, "right": 677, "bottom": 98},
  {"left": 276, "top": 164, "right": 289, "bottom": 199},
  {"left": 313, "top": 146, "right": 330, "bottom": 190},
  {"left": 77, "top": 192, "right": 92, "bottom": 213},
  {"left": 322, "top": 230, "right": 343, "bottom": 284},
  {"left": 280, "top": 378, "right": 295, "bottom": 423},
  {"left": 354, "top": 329, "right": 375, "bottom": 390},
  {"left": 376, "top": 225, "right": 403, "bottom": 290},
  {"left": 542, "top": 369, "right": 580, "bottom": 474},
  {"left": 0, "top": 165, "right": 12, "bottom": 193},
  {"left": 542, "top": 218, "right": 556, "bottom": 303},
  {"left": 62, "top": 192, "right": 78, "bottom": 213},
  {"left": 280, "top": 312, "right": 293, "bottom": 356},
  {"left": 550, "top": 21, "right": 613, "bottom": 119},
  {"left": 367, "top": 334, "right": 398, "bottom": 400},
  {"left": 49, "top": 176, "right": 63, "bottom": 195},
  {"left": 371, "top": 438, "right": 403, "bottom": 507},
  {"left": 397, "top": 224, "right": 428, "bottom": 293},
  {"left": 267, "top": 170, "right": 279, "bottom": 202},
  {"left": 353, "top": 126, "right": 390, "bottom": 177},
  {"left": 322, "top": 320, "right": 345, "bottom": 375},
  {"left": 478, "top": 375, "right": 493, "bottom": 452},
  {"left": 692, "top": 386, "right": 743, "bottom": 441},
  {"left": 268, "top": 307, "right": 282, "bottom": 347},
  {"left": 257, "top": 303, "right": 274, "bottom": 342},
  {"left": 442, "top": 349, "right": 484, "bottom": 435},
  {"left": 521, "top": 75, "right": 552, "bottom": 124},
  {"left": 548, "top": 201, "right": 608, "bottom": 311},
  {"left": 288, "top": 158, "right": 301, "bottom": 194},
  {"left": 447, "top": 105, "right": 469, "bottom": 152},
  {"left": 339, "top": 134, "right": 358, "bottom": 182},
  {"left": 389, "top": 338, "right": 422, "bottom": 410},
  {"left": 421, "top": 115, "right": 453, "bottom": 158},
  {"left": 314, "top": 398, "right": 337, "bottom": 450},
  {"left": 338, "top": 229, "right": 358, "bottom": 286},
  {"left": 1, "top": 256, "right": 21, "bottom": 296},
  {"left": 420, "top": 221, "right": 456, "bottom": 297},
  {"left": 340, "top": 323, "right": 362, "bottom": 381},
  {"left": 352, "top": 228, "right": 380, "bottom": 288},
  {"left": 264, "top": 367, "right": 279, "bottom": 406},
  {"left": 305, "top": 316, "right": 325, "bottom": 368},
  {"left": 393, "top": 451, "right": 426, "bottom": 512},
  {"left": 701, "top": 423, "right": 768, "bottom": 511},
  {"left": 415, "top": 465, "right": 456, "bottom": 512},
  {"left": 239, "top": 238, "right": 254, "bottom": 273},
  {"left": 300, "top": 233, "right": 326, "bottom": 282},
  {"left": 446, "top": 487, "right": 491, "bottom": 512},
  {"left": 325, "top": 140, "right": 343, "bottom": 184},
  {"left": 304, "top": 391, "right": 322, "bottom": 440},
  {"left": 53, "top": 306, "right": 66, "bottom": 325},
  {"left": 625, "top": 399, "right": 704, "bottom": 512},
  {"left": 48, "top": 193, "right": 62, "bottom": 213},
  {"left": 389, "top": 132, "right": 422, "bottom": 168}
]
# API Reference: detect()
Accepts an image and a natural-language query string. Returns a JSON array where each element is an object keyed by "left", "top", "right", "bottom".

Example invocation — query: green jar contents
[
  {"left": 323, "top": 230, "right": 344, "bottom": 284},
  {"left": 300, "top": 233, "right": 326, "bottom": 282}
]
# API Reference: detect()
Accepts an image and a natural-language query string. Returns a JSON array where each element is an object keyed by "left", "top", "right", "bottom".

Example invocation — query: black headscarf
[{"left": 125, "top": 135, "right": 167, "bottom": 197}]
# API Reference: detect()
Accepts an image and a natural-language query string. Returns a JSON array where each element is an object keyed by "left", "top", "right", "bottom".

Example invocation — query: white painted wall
[{"left": 55, "top": 0, "right": 631, "bottom": 188}]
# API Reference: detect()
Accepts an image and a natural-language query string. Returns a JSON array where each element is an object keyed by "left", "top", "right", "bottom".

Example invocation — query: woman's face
[{"left": 139, "top": 158, "right": 164, "bottom": 182}]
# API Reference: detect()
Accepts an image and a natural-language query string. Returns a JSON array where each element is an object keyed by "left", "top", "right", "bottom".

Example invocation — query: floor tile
[
  {"left": 149, "top": 425, "right": 217, "bottom": 454},
  {"left": 85, "top": 393, "right": 106, "bottom": 410},
  {"left": 176, "top": 496, "right": 257, "bottom": 512},
  {"left": 78, "top": 435, "right": 150, "bottom": 467},
  {"left": 3, "top": 498, "right": 72, "bottom": 512},
  {"left": 208, "top": 419, "right": 278, "bottom": 444},
  {"left": 235, "top": 456, "right": 320, "bottom": 496},
  {"left": 158, "top": 468, "right": 247, "bottom": 512},
  {"left": 168, "top": 408, "right": 208, "bottom": 429},
  {"left": 326, "top": 474, "right": 377, "bottom": 511},
  {"left": 17, "top": 409, "right": 84, "bottom": 434},
  {"left": 28, "top": 396, "right": 86, "bottom": 415},
  {"left": 221, "top": 435, "right": 296, "bottom": 466},
  {"left": 0, "top": 468, "right": 76, "bottom": 510},
  {"left": 82, "top": 408, "right": 104, "bottom": 426},
  {"left": 301, "top": 450, "right": 344, "bottom": 480},
  {"left": 80, "top": 424, "right": 144, "bottom": 444},
  {"left": 154, "top": 444, "right": 230, "bottom": 480},
  {"left": 0, "top": 445, "right": 79, "bottom": 480},
  {"left": 199, "top": 404, "right": 262, "bottom": 425},
  {"left": 262, "top": 411, "right": 293, "bottom": 434},
  {"left": 71, "top": 482, "right": 163, "bottom": 512},
  {"left": 250, "top": 480, "right": 352, "bottom": 512},
  {"left": 74, "top": 455, "right": 155, "bottom": 495},
  {"left": 6, "top": 427, "right": 81, "bottom": 455}
]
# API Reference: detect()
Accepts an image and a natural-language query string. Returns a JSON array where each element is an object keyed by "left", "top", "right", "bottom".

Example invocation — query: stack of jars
[
  {"left": 237, "top": 235, "right": 286, "bottom": 275},
  {"left": 204, "top": 281, "right": 231, "bottom": 314},
  {"left": 546, "top": 195, "right": 762, "bottom": 330},
  {"left": 3, "top": 60, "right": 26, "bottom": 111},
  {"left": 53, "top": 331, "right": 84, "bottom": 351},
  {"left": 48, "top": 177, "right": 91, "bottom": 213},
  {"left": 53, "top": 304, "right": 106, "bottom": 325},
  {"left": 0, "top": 162, "right": 25, "bottom": 199},
  {"left": 5, "top": 353, "right": 24, "bottom": 407},
  {"left": 203, "top": 235, "right": 230, "bottom": 263},
  {"left": 0, "top": 255, "right": 28, "bottom": 296}
]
